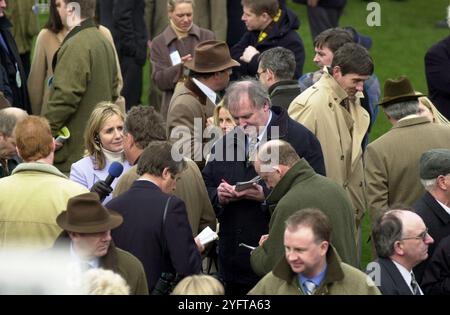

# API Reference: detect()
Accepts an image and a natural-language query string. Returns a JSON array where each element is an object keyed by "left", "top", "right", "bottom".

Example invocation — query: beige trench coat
[{"left": 288, "top": 71, "right": 370, "bottom": 227}]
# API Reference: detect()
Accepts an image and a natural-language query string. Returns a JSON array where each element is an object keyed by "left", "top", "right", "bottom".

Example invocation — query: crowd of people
[{"left": 1, "top": 0, "right": 450, "bottom": 296}]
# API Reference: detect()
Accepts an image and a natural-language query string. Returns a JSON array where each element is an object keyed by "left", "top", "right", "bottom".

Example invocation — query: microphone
[
  {"left": 105, "top": 161, "right": 124, "bottom": 186},
  {"left": 91, "top": 161, "right": 124, "bottom": 202}
]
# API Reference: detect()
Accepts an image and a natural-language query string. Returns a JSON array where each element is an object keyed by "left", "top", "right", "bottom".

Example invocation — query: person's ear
[
  {"left": 16, "top": 145, "right": 23, "bottom": 159},
  {"left": 67, "top": 231, "right": 79, "bottom": 241},
  {"left": 332, "top": 66, "right": 341, "bottom": 77},
  {"left": 51, "top": 138, "right": 56, "bottom": 152},
  {"left": 162, "top": 167, "right": 171, "bottom": 180},
  {"left": 319, "top": 241, "right": 329, "bottom": 256},
  {"left": 265, "top": 69, "right": 276, "bottom": 83}
]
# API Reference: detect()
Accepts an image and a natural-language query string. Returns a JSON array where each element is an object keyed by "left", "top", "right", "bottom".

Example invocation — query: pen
[{"left": 239, "top": 243, "right": 256, "bottom": 250}]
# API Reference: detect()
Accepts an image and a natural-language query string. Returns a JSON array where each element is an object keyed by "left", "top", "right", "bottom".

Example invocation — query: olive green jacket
[
  {"left": 250, "top": 159, "right": 358, "bottom": 277},
  {"left": 44, "top": 19, "right": 119, "bottom": 173},
  {"left": 7, "top": 0, "right": 39, "bottom": 54},
  {"left": 249, "top": 246, "right": 381, "bottom": 295}
]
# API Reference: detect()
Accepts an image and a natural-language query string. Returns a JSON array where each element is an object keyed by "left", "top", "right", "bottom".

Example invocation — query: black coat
[
  {"left": 413, "top": 191, "right": 450, "bottom": 284},
  {"left": 230, "top": 7, "right": 305, "bottom": 80},
  {"left": 0, "top": 155, "right": 20, "bottom": 178},
  {"left": 369, "top": 257, "right": 415, "bottom": 295},
  {"left": 98, "top": 0, "right": 148, "bottom": 66},
  {"left": 0, "top": 17, "right": 30, "bottom": 113},
  {"left": 425, "top": 35, "right": 450, "bottom": 120},
  {"left": 106, "top": 180, "right": 202, "bottom": 291},
  {"left": 202, "top": 106, "right": 324, "bottom": 286},
  {"left": 226, "top": 0, "right": 287, "bottom": 48},
  {"left": 422, "top": 234, "right": 450, "bottom": 295}
]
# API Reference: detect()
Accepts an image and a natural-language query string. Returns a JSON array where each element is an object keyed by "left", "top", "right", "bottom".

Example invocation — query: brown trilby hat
[
  {"left": 184, "top": 40, "right": 240, "bottom": 73},
  {"left": 379, "top": 75, "right": 424, "bottom": 107},
  {"left": 56, "top": 193, "right": 123, "bottom": 233}
]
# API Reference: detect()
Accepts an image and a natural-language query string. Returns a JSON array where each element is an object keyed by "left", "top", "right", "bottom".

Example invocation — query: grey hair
[
  {"left": 372, "top": 210, "right": 404, "bottom": 258},
  {"left": 259, "top": 47, "right": 296, "bottom": 81},
  {"left": 0, "top": 108, "right": 28, "bottom": 136},
  {"left": 383, "top": 100, "right": 420, "bottom": 120},
  {"left": 420, "top": 178, "right": 437, "bottom": 191},
  {"left": 223, "top": 79, "right": 271, "bottom": 113}
]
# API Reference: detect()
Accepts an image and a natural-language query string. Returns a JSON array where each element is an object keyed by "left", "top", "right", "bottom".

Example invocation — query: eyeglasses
[
  {"left": 256, "top": 69, "right": 266, "bottom": 80},
  {"left": 401, "top": 228, "right": 429, "bottom": 241}
]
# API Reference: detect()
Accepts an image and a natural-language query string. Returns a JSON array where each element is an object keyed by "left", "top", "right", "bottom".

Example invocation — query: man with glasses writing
[{"left": 368, "top": 209, "right": 434, "bottom": 295}]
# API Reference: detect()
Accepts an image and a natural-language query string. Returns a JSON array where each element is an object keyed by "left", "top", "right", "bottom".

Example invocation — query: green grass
[
  {"left": 285, "top": 0, "right": 450, "bottom": 268},
  {"left": 36, "top": 1, "right": 450, "bottom": 269}
]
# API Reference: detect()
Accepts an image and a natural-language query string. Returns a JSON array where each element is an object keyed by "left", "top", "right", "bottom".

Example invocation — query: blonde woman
[
  {"left": 27, "top": 0, "right": 124, "bottom": 115},
  {"left": 150, "top": 0, "right": 215, "bottom": 120},
  {"left": 171, "top": 275, "right": 224, "bottom": 295},
  {"left": 213, "top": 104, "right": 236, "bottom": 135},
  {"left": 70, "top": 102, "right": 131, "bottom": 204},
  {"left": 418, "top": 95, "right": 449, "bottom": 125}
]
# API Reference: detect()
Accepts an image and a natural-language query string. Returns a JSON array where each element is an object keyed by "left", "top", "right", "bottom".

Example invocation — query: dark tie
[{"left": 410, "top": 272, "right": 421, "bottom": 295}]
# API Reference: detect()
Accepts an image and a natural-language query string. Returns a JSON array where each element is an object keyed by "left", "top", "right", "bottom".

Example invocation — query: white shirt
[
  {"left": 436, "top": 199, "right": 450, "bottom": 216},
  {"left": 69, "top": 242, "right": 100, "bottom": 270},
  {"left": 392, "top": 260, "right": 423, "bottom": 295},
  {"left": 193, "top": 78, "right": 217, "bottom": 105}
]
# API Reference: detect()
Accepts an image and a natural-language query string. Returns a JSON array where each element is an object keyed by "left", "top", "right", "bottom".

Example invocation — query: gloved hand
[{"left": 90, "top": 180, "right": 113, "bottom": 201}]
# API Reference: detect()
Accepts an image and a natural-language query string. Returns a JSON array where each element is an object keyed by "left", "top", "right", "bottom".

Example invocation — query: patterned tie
[
  {"left": 410, "top": 273, "right": 421, "bottom": 295},
  {"left": 303, "top": 280, "right": 317, "bottom": 295},
  {"left": 247, "top": 137, "right": 258, "bottom": 162}
]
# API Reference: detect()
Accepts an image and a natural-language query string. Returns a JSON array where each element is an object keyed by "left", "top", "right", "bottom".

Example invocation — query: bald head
[{"left": 372, "top": 209, "right": 433, "bottom": 270}]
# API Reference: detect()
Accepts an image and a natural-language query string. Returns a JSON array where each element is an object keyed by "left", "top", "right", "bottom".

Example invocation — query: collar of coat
[
  {"left": 11, "top": 162, "right": 67, "bottom": 178},
  {"left": 319, "top": 69, "right": 350, "bottom": 104},
  {"left": 162, "top": 23, "right": 203, "bottom": 46},
  {"left": 52, "top": 18, "right": 97, "bottom": 71},
  {"left": 0, "top": 16, "right": 12, "bottom": 30},
  {"left": 52, "top": 231, "right": 120, "bottom": 273},
  {"left": 184, "top": 77, "right": 210, "bottom": 106},
  {"left": 273, "top": 245, "right": 345, "bottom": 291},
  {"left": 266, "top": 158, "right": 316, "bottom": 205},
  {"left": 394, "top": 115, "right": 431, "bottom": 129},
  {"left": 268, "top": 80, "right": 302, "bottom": 97}
]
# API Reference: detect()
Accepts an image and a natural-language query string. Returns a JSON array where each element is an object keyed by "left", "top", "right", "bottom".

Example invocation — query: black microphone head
[{"left": 108, "top": 161, "right": 124, "bottom": 178}]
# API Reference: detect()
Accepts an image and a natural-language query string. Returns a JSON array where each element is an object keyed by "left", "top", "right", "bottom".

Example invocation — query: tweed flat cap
[{"left": 419, "top": 149, "right": 450, "bottom": 179}]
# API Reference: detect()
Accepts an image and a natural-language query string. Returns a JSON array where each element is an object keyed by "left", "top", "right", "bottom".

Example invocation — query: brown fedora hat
[
  {"left": 379, "top": 75, "right": 424, "bottom": 107},
  {"left": 56, "top": 193, "right": 123, "bottom": 233},
  {"left": 184, "top": 40, "right": 240, "bottom": 73}
]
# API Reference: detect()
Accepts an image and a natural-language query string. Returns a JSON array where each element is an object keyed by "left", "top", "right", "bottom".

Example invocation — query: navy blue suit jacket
[
  {"left": 425, "top": 35, "right": 450, "bottom": 120},
  {"left": 107, "top": 180, "right": 201, "bottom": 291},
  {"left": 369, "top": 258, "right": 414, "bottom": 295}
]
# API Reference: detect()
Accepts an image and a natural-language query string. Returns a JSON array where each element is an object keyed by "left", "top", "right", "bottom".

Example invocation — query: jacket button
[{"left": 340, "top": 155, "right": 344, "bottom": 160}]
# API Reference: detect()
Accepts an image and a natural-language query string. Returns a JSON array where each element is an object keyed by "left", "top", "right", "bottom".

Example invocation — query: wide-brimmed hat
[
  {"left": 56, "top": 193, "right": 123, "bottom": 233},
  {"left": 379, "top": 76, "right": 424, "bottom": 107},
  {"left": 184, "top": 40, "right": 240, "bottom": 73}
]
